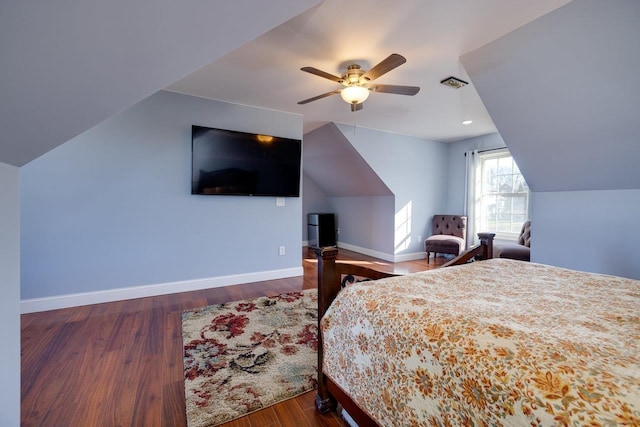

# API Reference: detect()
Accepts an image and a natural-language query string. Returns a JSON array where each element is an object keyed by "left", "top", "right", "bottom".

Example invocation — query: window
[{"left": 477, "top": 150, "right": 529, "bottom": 240}]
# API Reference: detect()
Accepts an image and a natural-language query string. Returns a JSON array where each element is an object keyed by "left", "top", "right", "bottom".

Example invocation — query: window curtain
[{"left": 463, "top": 150, "right": 478, "bottom": 248}]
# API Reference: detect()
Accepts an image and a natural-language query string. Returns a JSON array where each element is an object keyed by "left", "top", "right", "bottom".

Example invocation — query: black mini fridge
[{"left": 307, "top": 213, "right": 336, "bottom": 248}]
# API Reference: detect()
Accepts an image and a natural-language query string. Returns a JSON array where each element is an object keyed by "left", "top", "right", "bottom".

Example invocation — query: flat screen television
[{"left": 191, "top": 125, "right": 302, "bottom": 197}]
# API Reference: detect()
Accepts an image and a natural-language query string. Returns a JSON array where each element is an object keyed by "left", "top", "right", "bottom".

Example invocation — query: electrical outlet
[
  {"left": 276, "top": 197, "right": 285, "bottom": 207},
  {"left": 336, "top": 228, "right": 340, "bottom": 235},
  {"left": 278, "top": 246, "right": 286, "bottom": 256}
]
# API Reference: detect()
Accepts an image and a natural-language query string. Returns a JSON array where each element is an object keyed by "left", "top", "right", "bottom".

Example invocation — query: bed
[{"left": 313, "top": 234, "right": 640, "bottom": 426}]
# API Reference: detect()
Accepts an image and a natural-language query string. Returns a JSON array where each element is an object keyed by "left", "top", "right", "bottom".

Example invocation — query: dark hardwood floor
[{"left": 21, "top": 247, "right": 446, "bottom": 427}]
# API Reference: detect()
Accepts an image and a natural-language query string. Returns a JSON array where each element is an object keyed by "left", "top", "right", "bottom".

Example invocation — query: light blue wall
[
  {"left": 302, "top": 173, "right": 395, "bottom": 253},
  {"left": 335, "top": 124, "right": 449, "bottom": 256},
  {"left": 301, "top": 122, "right": 395, "bottom": 255},
  {"left": 446, "top": 135, "right": 640, "bottom": 280},
  {"left": 456, "top": 0, "right": 640, "bottom": 279},
  {"left": 301, "top": 173, "right": 330, "bottom": 242},
  {"left": 21, "top": 91, "right": 303, "bottom": 299},
  {"left": 0, "top": 162, "right": 20, "bottom": 426},
  {"left": 532, "top": 189, "right": 640, "bottom": 279},
  {"left": 329, "top": 196, "right": 395, "bottom": 254}
]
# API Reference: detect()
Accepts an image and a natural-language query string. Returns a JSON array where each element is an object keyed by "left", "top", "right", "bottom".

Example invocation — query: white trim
[
  {"left": 20, "top": 267, "right": 303, "bottom": 314},
  {"left": 393, "top": 251, "right": 427, "bottom": 262},
  {"left": 337, "top": 241, "right": 393, "bottom": 261},
  {"left": 340, "top": 409, "right": 358, "bottom": 427},
  {"left": 336, "top": 241, "right": 425, "bottom": 263}
]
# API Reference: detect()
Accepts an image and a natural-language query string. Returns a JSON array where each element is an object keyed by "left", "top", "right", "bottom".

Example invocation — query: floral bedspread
[{"left": 321, "top": 259, "right": 640, "bottom": 426}]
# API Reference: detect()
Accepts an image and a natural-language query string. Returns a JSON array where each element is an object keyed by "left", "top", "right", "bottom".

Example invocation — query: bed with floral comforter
[{"left": 321, "top": 258, "right": 640, "bottom": 426}]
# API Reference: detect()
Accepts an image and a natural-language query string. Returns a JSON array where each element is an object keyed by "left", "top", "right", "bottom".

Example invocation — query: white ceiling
[{"left": 167, "top": 0, "right": 572, "bottom": 142}]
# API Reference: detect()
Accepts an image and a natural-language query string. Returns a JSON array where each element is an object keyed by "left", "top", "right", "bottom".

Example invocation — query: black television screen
[{"left": 191, "top": 125, "right": 301, "bottom": 197}]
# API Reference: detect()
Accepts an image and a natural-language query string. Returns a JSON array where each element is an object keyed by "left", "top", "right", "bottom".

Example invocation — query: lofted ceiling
[
  {"left": 304, "top": 123, "right": 392, "bottom": 197},
  {"left": 166, "top": 0, "right": 572, "bottom": 142},
  {"left": 0, "top": 0, "right": 574, "bottom": 168}
]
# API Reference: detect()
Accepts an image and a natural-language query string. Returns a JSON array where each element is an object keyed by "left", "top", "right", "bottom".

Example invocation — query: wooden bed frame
[{"left": 313, "top": 232, "right": 496, "bottom": 426}]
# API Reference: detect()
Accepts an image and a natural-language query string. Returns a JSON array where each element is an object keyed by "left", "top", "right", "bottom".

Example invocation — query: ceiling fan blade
[
  {"left": 300, "top": 67, "right": 344, "bottom": 84},
  {"left": 361, "top": 54, "right": 406, "bottom": 82},
  {"left": 370, "top": 84, "right": 420, "bottom": 96},
  {"left": 298, "top": 89, "right": 342, "bottom": 105}
]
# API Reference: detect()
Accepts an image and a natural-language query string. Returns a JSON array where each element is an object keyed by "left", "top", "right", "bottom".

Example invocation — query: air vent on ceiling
[{"left": 440, "top": 76, "right": 468, "bottom": 89}]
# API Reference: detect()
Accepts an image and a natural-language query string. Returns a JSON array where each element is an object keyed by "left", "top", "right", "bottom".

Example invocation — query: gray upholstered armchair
[
  {"left": 493, "top": 220, "right": 531, "bottom": 261},
  {"left": 424, "top": 215, "right": 467, "bottom": 262}
]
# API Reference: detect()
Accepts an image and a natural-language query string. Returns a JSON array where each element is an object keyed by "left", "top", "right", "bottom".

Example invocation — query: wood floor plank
[
  {"left": 221, "top": 416, "right": 253, "bottom": 427},
  {"left": 21, "top": 247, "right": 445, "bottom": 426},
  {"left": 294, "top": 391, "right": 348, "bottom": 427},
  {"left": 131, "top": 354, "right": 164, "bottom": 426},
  {"left": 161, "top": 380, "right": 188, "bottom": 427},
  {"left": 131, "top": 305, "right": 165, "bottom": 426},
  {"left": 272, "top": 397, "right": 314, "bottom": 427},
  {"left": 104, "top": 314, "right": 146, "bottom": 426},
  {"left": 243, "top": 406, "right": 280, "bottom": 426},
  {"left": 21, "top": 320, "right": 87, "bottom": 425},
  {"left": 164, "top": 310, "right": 186, "bottom": 383},
  {"left": 68, "top": 350, "right": 121, "bottom": 427}
]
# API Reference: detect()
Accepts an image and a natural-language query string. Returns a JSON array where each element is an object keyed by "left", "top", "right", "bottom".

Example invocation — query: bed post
[
  {"left": 441, "top": 232, "right": 495, "bottom": 267},
  {"left": 478, "top": 232, "right": 495, "bottom": 259},
  {"left": 313, "top": 247, "right": 339, "bottom": 413}
]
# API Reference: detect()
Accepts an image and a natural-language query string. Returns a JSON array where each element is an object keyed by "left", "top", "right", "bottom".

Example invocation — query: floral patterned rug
[{"left": 182, "top": 289, "right": 318, "bottom": 426}]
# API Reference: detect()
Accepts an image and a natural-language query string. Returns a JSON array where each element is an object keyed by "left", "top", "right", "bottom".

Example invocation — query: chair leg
[{"left": 426, "top": 252, "right": 430, "bottom": 262}]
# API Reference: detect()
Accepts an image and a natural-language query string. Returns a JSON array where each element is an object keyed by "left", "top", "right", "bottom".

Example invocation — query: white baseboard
[
  {"left": 393, "top": 251, "right": 427, "bottom": 262},
  {"left": 336, "top": 242, "right": 425, "bottom": 263},
  {"left": 337, "top": 242, "right": 394, "bottom": 261},
  {"left": 20, "top": 266, "right": 304, "bottom": 314},
  {"left": 340, "top": 408, "right": 358, "bottom": 427}
]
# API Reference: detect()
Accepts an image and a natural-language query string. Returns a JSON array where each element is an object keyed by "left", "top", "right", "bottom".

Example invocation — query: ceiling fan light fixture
[
  {"left": 340, "top": 85, "right": 370, "bottom": 104},
  {"left": 298, "top": 54, "right": 419, "bottom": 109}
]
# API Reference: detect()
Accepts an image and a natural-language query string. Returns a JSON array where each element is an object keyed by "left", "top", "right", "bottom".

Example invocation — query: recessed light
[{"left": 462, "top": 120, "right": 473, "bottom": 125}]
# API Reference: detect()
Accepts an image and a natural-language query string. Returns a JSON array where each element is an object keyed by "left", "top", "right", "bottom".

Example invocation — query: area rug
[{"left": 182, "top": 289, "right": 318, "bottom": 426}]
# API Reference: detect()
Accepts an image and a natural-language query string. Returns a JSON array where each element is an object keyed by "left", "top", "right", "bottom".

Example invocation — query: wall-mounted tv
[{"left": 191, "top": 125, "right": 302, "bottom": 197}]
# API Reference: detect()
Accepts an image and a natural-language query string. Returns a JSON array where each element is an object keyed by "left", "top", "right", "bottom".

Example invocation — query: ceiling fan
[{"left": 298, "top": 53, "right": 420, "bottom": 112}]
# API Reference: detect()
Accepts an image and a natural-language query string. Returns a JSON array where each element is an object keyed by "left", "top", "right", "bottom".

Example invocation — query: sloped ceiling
[
  {"left": 0, "top": 0, "right": 320, "bottom": 166},
  {"left": 303, "top": 123, "right": 392, "bottom": 197},
  {"left": 167, "top": 0, "right": 571, "bottom": 144},
  {"left": 461, "top": 0, "right": 640, "bottom": 192}
]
